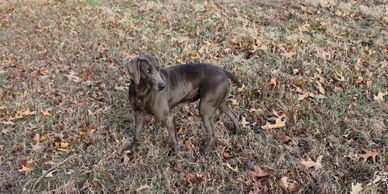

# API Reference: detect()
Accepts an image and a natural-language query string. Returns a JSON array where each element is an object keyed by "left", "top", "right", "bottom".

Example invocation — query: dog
[{"left": 125, "top": 54, "right": 241, "bottom": 155}]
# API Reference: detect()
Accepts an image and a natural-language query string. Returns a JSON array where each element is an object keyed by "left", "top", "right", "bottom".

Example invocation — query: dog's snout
[{"left": 158, "top": 82, "right": 166, "bottom": 90}]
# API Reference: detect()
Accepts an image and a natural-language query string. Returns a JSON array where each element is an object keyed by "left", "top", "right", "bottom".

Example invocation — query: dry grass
[{"left": 0, "top": 0, "right": 387, "bottom": 193}]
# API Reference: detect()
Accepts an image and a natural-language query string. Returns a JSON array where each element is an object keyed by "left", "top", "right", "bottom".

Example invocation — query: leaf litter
[{"left": 0, "top": 0, "right": 386, "bottom": 193}]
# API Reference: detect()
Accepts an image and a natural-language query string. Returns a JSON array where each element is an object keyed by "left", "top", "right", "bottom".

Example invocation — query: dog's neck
[{"left": 130, "top": 80, "right": 152, "bottom": 98}]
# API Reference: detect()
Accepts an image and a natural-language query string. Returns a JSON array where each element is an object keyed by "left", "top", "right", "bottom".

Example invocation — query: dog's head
[{"left": 125, "top": 54, "right": 166, "bottom": 91}]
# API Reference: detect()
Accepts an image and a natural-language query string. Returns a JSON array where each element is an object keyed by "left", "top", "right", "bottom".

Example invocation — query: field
[{"left": 0, "top": 0, "right": 387, "bottom": 193}]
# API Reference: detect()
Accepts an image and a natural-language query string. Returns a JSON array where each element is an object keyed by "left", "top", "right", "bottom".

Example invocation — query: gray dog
[{"left": 125, "top": 54, "right": 241, "bottom": 154}]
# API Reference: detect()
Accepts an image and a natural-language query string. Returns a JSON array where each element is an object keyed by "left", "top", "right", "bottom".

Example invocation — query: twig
[{"left": 31, "top": 154, "right": 77, "bottom": 189}]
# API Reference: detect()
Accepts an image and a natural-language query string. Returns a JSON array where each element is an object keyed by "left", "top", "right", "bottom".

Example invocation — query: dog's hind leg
[
  {"left": 199, "top": 97, "right": 217, "bottom": 155},
  {"left": 219, "top": 101, "right": 239, "bottom": 134}
]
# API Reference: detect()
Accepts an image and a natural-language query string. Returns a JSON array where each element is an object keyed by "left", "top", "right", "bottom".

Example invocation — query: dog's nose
[{"left": 158, "top": 82, "right": 166, "bottom": 90}]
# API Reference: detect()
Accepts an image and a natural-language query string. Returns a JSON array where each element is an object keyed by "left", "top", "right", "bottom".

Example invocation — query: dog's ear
[
  {"left": 125, "top": 58, "right": 141, "bottom": 84},
  {"left": 151, "top": 54, "right": 160, "bottom": 64},
  {"left": 139, "top": 54, "right": 160, "bottom": 65}
]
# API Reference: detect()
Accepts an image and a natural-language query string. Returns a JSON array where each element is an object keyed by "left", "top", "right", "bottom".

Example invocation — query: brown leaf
[
  {"left": 13, "top": 109, "right": 36, "bottom": 120},
  {"left": 351, "top": 182, "right": 363, "bottom": 194},
  {"left": 223, "top": 150, "right": 234, "bottom": 159},
  {"left": 18, "top": 165, "right": 34, "bottom": 174},
  {"left": 135, "top": 184, "right": 150, "bottom": 192},
  {"left": 185, "top": 173, "right": 204, "bottom": 188},
  {"left": 41, "top": 108, "right": 52, "bottom": 117},
  {"left": 65, "top": 179, "right": 75, "bottom": 194},
  {"left": 374, "top": 92, "right": 387, "bottom": 103},
  {"left": 66, "top": 71, "right": 82, "bottom": 83},
  {"left": 316, "top": 81, "right": 325, "bottom": 95},
  {"left": 261, "top": 111, "right": 287, "bottom": 130},
  {"left": 277, "top": 135, "right": 295, "bottom": 145},
  {"left": 297, "top": 91, "right": 313, "bottom": 101},
  {"left": 270, "top": 77, "right": 278, "bottom": 87},
  {"left": 230, "top": 98, "right": 239, "bottom": 107},
  {"left": 224, "top": 163, "right": 239, "bottom": 172},
  {"left": 241, "top": 116, "right": 250, "bottom": 128},
  {"left": 248, "top": 166, "right": 272, "bottom": 179},
  {"left": 81, "top": 68, "right": 90, "bottom": 81},
  {"left": 334, "top": 70, "right": 345, "bottom": 81},
  {"left": 278, "top": 176, "right": 299, "bottom": 192},
  {"left": 237, "top": 84, "right": 246, "bottom": 92},
  {"left": 176, "top": 126, "right": 185, "bottom": 135},
  {"left": 300, "top": 155, "right": 323, "bottom": 170},
  {"left": 0, "top": 120, "right": 15, "bottom": 125},
  {"left": 31, "top": 142, "right": 44, "bottom": 152},
  {"left": 56, "top": 142, "right": 71, "bottom": 152},
  {"left": 122, "top": 150, "right": 131, "bottom": 164},
  {"left": 18, "top": 159, "right": 34, "bottom": 174},
  {"left": 44, "top": 169, "right": 56, "bottom": 177},
  {"left": 114, "top": 84, "right": 127, "bottom": 91},
  {"left": 356, "top": 151, "right": 379, "bottom": 163}
]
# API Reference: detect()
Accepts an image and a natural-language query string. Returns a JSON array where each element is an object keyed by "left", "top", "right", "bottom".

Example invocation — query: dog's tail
[{"left": 224, "top": 70, "right": 242, "bottom": 87}]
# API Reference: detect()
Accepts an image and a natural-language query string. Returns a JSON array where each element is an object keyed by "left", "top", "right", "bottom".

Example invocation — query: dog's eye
[{"left": 146, "top": 69, "right": 152, "bottom": 73}]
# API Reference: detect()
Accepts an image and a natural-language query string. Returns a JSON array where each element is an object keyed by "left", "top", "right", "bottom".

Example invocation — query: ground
[{"left": 0, "top": 0, "right": 387, "bottom": 193}]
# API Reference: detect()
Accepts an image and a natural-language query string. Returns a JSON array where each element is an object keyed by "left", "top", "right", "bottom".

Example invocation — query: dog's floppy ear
[
  {"left": 125, "top": 58, "right": 141, "bottom": 84},
  {"left": 151, "top": 54, "right": 160, "bottom": 64},
  {"left": 139, "top": 54, "right": 160, "bottom": 65}
]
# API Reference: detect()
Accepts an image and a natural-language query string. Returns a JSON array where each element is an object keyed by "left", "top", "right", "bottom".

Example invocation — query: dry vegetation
[{"left": 0, "top": 0, "right": 387, "bottom": 193}]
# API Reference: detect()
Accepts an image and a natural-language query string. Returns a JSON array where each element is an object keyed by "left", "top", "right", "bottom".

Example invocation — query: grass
[{"left": 0, "top": 0, "right": 387, "bottom": 193}]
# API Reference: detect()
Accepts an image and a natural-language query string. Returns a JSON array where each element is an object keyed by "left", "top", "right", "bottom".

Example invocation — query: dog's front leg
[
  {"left": 132, "top": 111, "right": 145, "bottom": 151},
  {"left": 164, "top": 113, "right": 179, "bottom": 154}
]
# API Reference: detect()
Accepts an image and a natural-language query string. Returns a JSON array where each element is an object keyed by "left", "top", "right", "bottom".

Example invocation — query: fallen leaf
[
  {"left": 241, "top": 116, "right": 250, "bottom": 128},
  {"left": 223, "top": 150, "right": 233, "bottom": 159},
  {"left": 278, "top": 176, "right": 299, "bottom": 192},
  {"left": 81, "top": 68, "right": 90, "bottom": 81},
  {"left": 66, "top": 71, "right": 82, "bottom": 83},
  {"left": 14, "top": 109, "right": 36, "bottom": 119},
  {"left": 0, "top": 120, "right": 15, "bottom": 125},
  {"left": 367, "top": 171, "right": 386, "bottom": 186},
  {"left": 374, "top": 92, "right": 387, "bottom": 103},
  {"left": 248, "top": 166, "right": 272, "bottom": 179},
  {"left": 65, "top": 179, "right": 75, "bottom": 194},
  {"left": 351, "top": 182, "right": 363, "bottom": 194},
  {"left": 114, "top": 84, "right": 127, "bottom": 91},
  {"left": 270, "top": 77, "right": 278, "bottom": 87},
  {"left": 300, "top": 155, "right": 323, "bottom": 170},
  {"left": 261, "top": 110, "right": 287, "bottom": 130},
  {"left": 122, "top": 150, "right": 131, "bottom": 164},
  {"left": 230, "top": 99, "right": 239, "bottom": 107},
  {"left": 41, "top": 108, "right": 52, "bottom": 117},
  {"left": 316, "top": 81, "right": 325, "bottom": 95},
  {"left": 356, "top": 151, "right": 379, "bottom": 163},
  {"left": 31, "top": 142, "right": 44, "bottom": 152},
  {"left": 43, "top": 169, "right": 57, "bottom": 177},
  {"left": 56, "top": 142, "right": 71, "bottom": 152},
  {"left": 176, "top": 126, "right": 185, "bottom": 135},
  {"left": 18, "top": 159, "right": 34, "bottom": 174},
  {"left": 237, "top": 84, "right": 246, "bottom": 92},
  {"left": 293, "top": 69, "right": 299, "bottom": 75},
  {"left": 277, "top": 135, "right": 295, "bottom": 145},
  {"left": 136, "top": 184, "right": 150, "bottom": 192},
  {"left": 334, "top": 71, "right": 345, "bottom": 81},
  {"left": 297, "top": 91, "right": 313, "bottom": 101},
  {"left": 18, "top": 165, "right": 34, "bottom": 174},
  {"left": 185, "top": 173, "right": 204, "bottom": 188},
  {"left": 249, "top": 107, "right": 263, "bottom": 114},
  {"left": 314, "top": 93, "right": 327, "bottom": 99},
  {"left": 224, "top": 163, "right": 239, "bottom": 172}
]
